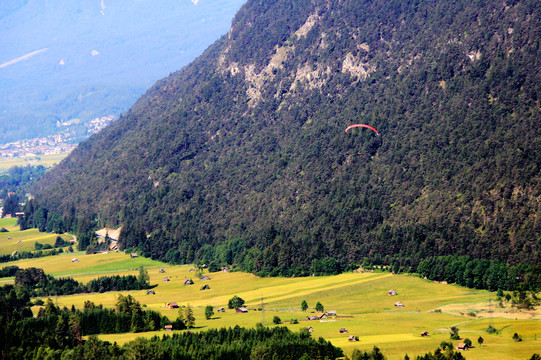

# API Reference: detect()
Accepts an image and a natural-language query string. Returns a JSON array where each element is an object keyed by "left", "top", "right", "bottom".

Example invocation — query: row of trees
[
  {"left": 12, "top": 267, "right": 151, "bottom": 297},
  {"left": 416, "top": 256, "right": 540, "bottom": 291},
  {"left": 0, "top": 248, "right": 63, "bottom": 264}
]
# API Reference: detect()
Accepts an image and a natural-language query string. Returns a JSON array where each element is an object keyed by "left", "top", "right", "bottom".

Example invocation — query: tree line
[
  {"left": 416, "top": 256, "right": 541, "bottom": 292},
  {"left": 10, "top": 266, "right": 151, "bottom": 297}
]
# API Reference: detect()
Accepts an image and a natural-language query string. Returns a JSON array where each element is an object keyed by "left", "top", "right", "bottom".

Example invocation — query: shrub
[{"left": 486, "top": 325, "right": 498, "bottom": 334}]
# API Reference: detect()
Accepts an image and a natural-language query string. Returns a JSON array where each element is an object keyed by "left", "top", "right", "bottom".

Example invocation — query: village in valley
[{"left": 0, "top": 115, "right": 115, "bottom": 159}]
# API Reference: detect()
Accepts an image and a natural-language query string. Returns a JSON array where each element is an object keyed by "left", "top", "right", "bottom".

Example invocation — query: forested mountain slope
[{"left": 34, "top": 0, "right": 541, "bottom": 277}]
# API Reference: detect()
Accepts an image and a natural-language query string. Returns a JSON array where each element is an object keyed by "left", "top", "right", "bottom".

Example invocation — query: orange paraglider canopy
[{"left": 345, "top": 124, "right": 379, "bottom": 135}]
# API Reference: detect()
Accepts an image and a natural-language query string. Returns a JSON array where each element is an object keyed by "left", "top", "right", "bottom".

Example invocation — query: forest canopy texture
[{"left": 34, "top": 0, "right": 541, "bottom": 279}]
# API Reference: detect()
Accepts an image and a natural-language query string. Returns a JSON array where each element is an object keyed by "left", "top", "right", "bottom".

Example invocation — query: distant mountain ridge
[
  {"left": 35, "top": 0, "right": 541, "bottom": 276},
  {"left": 0, "top": 0, "right": 246, "bottom": 144}
]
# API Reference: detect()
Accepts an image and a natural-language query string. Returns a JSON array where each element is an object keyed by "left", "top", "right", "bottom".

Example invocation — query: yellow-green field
[
  {"left": 1, "top": 251, "right": 539, "bottom": 359},
  {"left": 0, "top": 152, "right": 69, "bottom": 173},
  {"left": 0, "top": 218, "right": 73, "bottom": 255}
]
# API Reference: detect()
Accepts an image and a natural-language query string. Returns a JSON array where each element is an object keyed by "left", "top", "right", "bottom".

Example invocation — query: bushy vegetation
[{"left": 33, "top": 0, "right": 541, "bottom": 288}]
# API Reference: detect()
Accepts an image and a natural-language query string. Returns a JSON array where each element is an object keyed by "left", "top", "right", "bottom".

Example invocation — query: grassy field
[
  {"left": 0, "top": 152, "right": 69, "bottom": 173},
  {"left": 1, "top": 251, "right": 539, "bottom": 359},
  {"left": 0, "top": 218, "right": 73, "bottom": 255}
]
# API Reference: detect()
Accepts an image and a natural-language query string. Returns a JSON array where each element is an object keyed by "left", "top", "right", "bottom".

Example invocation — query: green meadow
[
  {"left": 1, "top": 251, "right": 539, "bottom": 359},
  {"left": 0, "top": 152, "right": 69, "bottom": 173},
  {"left": 0, "top": 218, "right": 73, "bottom": 255}
]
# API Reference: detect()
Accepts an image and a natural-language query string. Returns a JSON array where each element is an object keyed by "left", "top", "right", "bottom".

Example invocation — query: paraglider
[{"left": 345, "top": 124, "right": 379, "bottom": 136}]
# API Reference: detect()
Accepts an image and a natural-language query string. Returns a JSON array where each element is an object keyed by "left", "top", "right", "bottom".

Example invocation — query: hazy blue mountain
[{"left": 0, "top": 0, "right": 246, "bottom": 144}]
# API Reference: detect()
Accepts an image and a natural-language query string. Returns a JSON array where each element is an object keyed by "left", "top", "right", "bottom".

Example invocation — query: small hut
[
  {"left": 146, "top": 290, "right": 155, "bottom": 295},
  {"left": 421, "top": 331, "right": 429, "bottom": 337},
  {"left": 130, "top": 253, "right": 138, "bottom": 258},
  {"left": 307, "top": 326, "right": 314, "bottom": 332},
  {"left": 184, "top": 279, "right": 193, "bottom": 286},
  {"left": 339, "top": 328, "right": 348, "bottom": 334},
  {"left": 236, "top": 307, "right": 248, "bottom": 313},
  {"left": 165, "top": 325, "right": 173, "bottom": 331},
  {"left": 388, "top": 289, "right": 397, "bottom": 296},
  {"left": 457, "top": 343, "right": 469, "bottom": 351},
  {"left": 167, "top": 302, "right": 179, "bottom": 309},
  {"left": 217, "top": 307, "right": 226, "bottom": 312},
  {"left": 395, "top": 301, "right": 405, "bottom": 307},
  {"left": 200, "top": 284, "right": 210, "bottom": 290},
  {"left": 71, "top": 258, "right": 78, "bottom": 262},
  {"left": 348, "top": 335, "right": 358, "bottom": 342},
  {"left": 159, "top": 268, "right": 166, "bottom": 273},
  {"left": 200, "top": 276, "right": 211, "bottom": 281},
  {"left": 327, "top": 310, "right": 337, "bottom": 316},
  {"left": 163, "top": 277, "right": 170, "bottom": 282}
]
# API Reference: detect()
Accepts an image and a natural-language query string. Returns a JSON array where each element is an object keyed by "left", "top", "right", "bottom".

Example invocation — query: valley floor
[{"left": 1, "top": 250, "right": 539, "bottom": 359}]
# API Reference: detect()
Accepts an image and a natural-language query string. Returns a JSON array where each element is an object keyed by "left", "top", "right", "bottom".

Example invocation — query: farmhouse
[
  {"left": 339, "top": 328, "right": 348, "bottom": 333},
  {"left": 167, "top": 302, "right": 179, "bottom": 309},
  {"left": 457, "top": 343, "right": 469, "bottom": 351},
  {"left": 236, "top": 307, "right": 248, "bottom": 313},
  {"left": 327, "top": 310, "right": 337, "bottom": 316},
  {"left": 165, "top": 325, "right": 173, "bottom": 331},
  {"left": 395, "top": 301, "right": 405, "bottom": 307},
  {"left": 388, "top": 289, "right": 397, "bottom": 296},
  {"left": 307, "top": 315, "right": 319, "bottom": 320}
]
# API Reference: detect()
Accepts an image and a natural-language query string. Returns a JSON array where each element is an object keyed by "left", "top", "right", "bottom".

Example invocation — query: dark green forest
[
  {"left": 4, "top": 266, "right": 151, "bottom": 297},
  {"left": 34, "top": 0, "right": 540, "bottom": 283}
]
